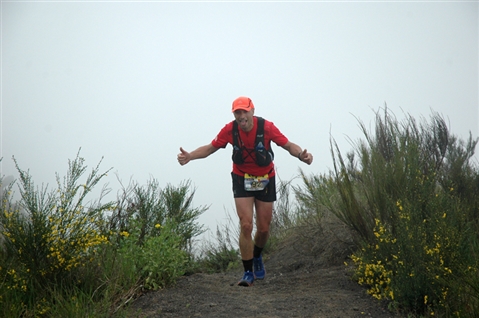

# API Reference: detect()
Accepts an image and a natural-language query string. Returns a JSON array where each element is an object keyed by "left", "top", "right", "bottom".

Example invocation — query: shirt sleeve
[
  {"left": 211, "top": 122, "right": 233, "bottom": 149},
  {"left": 266, "top": 120, "right": 289, "bottom": 147}
]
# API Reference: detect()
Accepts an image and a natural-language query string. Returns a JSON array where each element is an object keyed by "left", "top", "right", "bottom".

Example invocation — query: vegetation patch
[{"left": 307, "top": 108, "right": 479, "bottom": 317}]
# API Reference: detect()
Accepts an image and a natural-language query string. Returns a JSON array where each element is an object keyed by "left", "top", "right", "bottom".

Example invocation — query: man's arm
[
  {"left": 177, "top": 143, "right": 219, "bottom": 166},
  {"left": 281, "top": 141, "right": 313, "bottom": 165}
]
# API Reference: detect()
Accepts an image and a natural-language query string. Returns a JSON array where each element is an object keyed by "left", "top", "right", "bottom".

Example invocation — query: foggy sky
[{"left": 1, "top": 1, "right": 478, "bottom": 241}]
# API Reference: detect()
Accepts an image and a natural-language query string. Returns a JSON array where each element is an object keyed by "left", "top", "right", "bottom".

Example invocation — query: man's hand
[
  {"left": 299, "top": 149, "right": 313, "bottom": 165},
  {"left": 177, "top": 143, "right": 219, "bottom": 166},
  {"left": 177, "top": 147, "right": 191, "bottom": 166}
]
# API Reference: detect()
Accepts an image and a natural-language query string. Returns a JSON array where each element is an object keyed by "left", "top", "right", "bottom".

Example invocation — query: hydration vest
[{"left": 232, "top": 117, "right": 274, "bottom": 167}]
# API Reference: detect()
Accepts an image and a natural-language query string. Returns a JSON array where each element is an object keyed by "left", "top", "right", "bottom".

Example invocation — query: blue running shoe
[
  {"left": 237, "top": 271, "right": 254, "bottom": 287},
  {"left": 253, "top": 255, "right": 266, "bottom": 280}
]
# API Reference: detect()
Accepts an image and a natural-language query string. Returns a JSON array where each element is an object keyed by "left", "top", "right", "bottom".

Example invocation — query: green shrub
[
  {"left": 0, "top": 150, "right": 114, "bottom": 317},
  {"left": 326, "top": 108, "right": 479, "bottom": 316},
  {"left": 101, "top": 177, "right": 208, "bottom": 313},
  {"left": 109, "top": 178, "right": 207, "bottom": 253},
  {"left": 116, "top": 219, "right": 188, "bottom": 290},
  {"left": 0, "top": 151, "right": 208, "bottom": 317}
]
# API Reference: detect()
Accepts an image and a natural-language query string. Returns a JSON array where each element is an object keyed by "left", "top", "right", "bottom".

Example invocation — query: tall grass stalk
[{"left": 197, "top": 210, "right": 240, "bottom": 273}]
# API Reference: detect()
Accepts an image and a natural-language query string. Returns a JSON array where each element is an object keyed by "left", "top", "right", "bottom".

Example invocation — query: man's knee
[
  {"left": 256, "top": 227, "right": 270, "bottom": 237},
  {"left": 240, "top": 221, "right": 254, "bottom": 235}
]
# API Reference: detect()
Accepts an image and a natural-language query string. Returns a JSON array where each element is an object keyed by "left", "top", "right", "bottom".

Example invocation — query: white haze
[{"left": 1, "top": 2, "right": 477, "bottom": 243}]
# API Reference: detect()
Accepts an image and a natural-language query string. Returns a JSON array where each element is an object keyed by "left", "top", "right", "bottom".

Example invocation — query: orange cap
[{"left": 232, "top": 96, "right": 254, "bottom": 112}]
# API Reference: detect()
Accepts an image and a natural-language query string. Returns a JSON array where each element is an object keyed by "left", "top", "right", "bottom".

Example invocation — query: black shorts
[{"left": 231, "top": 172, "right": 276, "bottom": 202}]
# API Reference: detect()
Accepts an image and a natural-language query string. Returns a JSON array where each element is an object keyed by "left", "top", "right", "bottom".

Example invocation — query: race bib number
[{"left": 244, "top": 173, "right": 269, "bottom": 191}]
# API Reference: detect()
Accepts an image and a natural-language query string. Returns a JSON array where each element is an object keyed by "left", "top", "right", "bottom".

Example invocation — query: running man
[{"left": 177, "top": 96, "right": 313, "bottom": 286}]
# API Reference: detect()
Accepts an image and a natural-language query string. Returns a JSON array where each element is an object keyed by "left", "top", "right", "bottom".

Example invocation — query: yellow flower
[
  {"left": 155, "top": 223, "right": 161, "bottom": 229},
  {"left": 424, "top": 295, "right": 428, "bottom": 304},
  {"left": 120, "top": 231, "right": 129, "bottom": 237}
]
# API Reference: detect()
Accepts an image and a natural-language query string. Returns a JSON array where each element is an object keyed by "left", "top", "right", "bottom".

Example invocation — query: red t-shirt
[{"left": 211, "top": 116, "right": 289, "bottom": 177}]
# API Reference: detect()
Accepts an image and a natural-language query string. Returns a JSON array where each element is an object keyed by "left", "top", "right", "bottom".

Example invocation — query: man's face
[{"left": 233, "top": 108, "right": 255, "bottom": 132}]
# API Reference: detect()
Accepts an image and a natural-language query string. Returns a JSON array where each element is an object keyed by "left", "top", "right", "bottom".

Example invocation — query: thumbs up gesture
[
  {"left": 177, "top": 147, "right": 191, "bottom": 166},
  {"left": 299, "top": 149, "right": 313, "bottom": 165}
]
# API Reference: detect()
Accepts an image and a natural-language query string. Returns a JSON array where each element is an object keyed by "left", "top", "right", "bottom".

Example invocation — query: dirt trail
[{"left": 128, "top": 225, "right": 401, "bottom": 318}]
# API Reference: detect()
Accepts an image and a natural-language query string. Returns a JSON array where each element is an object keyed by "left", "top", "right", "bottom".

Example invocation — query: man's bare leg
[
  {"left": 254, "top": 200, "right": 273, "bottom": 248},
  {"left": 235, "top": 197, "right": 255, "bottom": 261}
]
